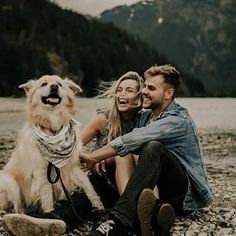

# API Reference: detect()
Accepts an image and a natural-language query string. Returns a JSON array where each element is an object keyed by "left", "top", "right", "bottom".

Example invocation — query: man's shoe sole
[
  {"left": 2, "top": 213, "right": 66, "bottom": 236},
  {"left": 137, "top": 189, "right": 156, "bottom": 236},
  {"left": 157, "top": 203, "right": 175, "bottom": 236}
]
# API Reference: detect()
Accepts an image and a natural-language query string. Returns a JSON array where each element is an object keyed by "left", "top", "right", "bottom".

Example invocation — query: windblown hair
[
  {"left": 97, "top": 71, "right": 144, "bottom": 140},
  {"left": 144, "top": 64, "right": 181, "bottom": 97}
]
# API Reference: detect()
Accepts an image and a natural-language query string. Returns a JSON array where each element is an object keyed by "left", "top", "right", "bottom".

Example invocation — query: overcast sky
[{"left": 52, "top": 0, "right": 140, "bottom": 16}]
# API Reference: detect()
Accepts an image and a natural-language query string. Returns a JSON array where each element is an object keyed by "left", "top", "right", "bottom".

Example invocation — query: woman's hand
[
  {"left": 80, "top": 144, "right": 116, "bottom": 172},
  {"left": 80, "top": 153, "right": 106, "bottom": 175},
  {"left": 80, "top": 152, "right": 97, "bottom": 170},
  {"left": 93, "top": 160, "right": 106, "bottom": 175}
]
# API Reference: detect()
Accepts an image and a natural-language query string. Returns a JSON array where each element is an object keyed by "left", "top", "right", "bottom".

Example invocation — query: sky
[{"left": 52, "top": 0, "right": 141, "bottom": 16}]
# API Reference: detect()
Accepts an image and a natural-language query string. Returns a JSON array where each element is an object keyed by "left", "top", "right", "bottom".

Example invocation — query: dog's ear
[
  {"left": 18, "top": 80, "right": 35, "bottom": 93},
  {"left": 64, "top": 78, "right": 82, "bottom": 94}
]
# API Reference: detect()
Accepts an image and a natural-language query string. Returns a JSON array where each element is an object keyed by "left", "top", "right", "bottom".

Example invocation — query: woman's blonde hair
[{"left": 97, "top": 71, "right": 144, "bottom": 141}]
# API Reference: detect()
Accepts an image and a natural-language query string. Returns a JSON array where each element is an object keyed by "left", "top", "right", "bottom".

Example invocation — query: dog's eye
[
  {"left": 58, "top": 83, "right": 62, "bottom": 87},
  {"left": 41, "top": 82, "right": 48, "bottom": 87}
]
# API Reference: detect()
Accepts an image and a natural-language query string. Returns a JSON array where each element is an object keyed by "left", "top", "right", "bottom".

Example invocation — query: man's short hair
[{"left": 144, "top": 64, "right": 181, "bottom": 96}]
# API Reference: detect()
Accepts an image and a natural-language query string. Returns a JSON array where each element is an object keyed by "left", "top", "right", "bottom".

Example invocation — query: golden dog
[{"left": 0, "top": 75, "right": 103, "bottom": 213}]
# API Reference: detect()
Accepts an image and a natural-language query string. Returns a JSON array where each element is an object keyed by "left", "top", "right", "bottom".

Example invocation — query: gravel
[{"left": 0, "top": 129, "right": 236, "bottom": 236}]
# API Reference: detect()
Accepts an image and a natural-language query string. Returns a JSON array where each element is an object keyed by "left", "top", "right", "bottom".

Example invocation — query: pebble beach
[{"left": 0, "top": 97, "right": 235, "bottom": 235}]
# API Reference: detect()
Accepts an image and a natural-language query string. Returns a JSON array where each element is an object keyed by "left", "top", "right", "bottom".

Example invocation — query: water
[
  {"left": 0, "top": 97, "right": 235, "bottom": 132},
  {"left": 175, "top": 98, "right": 236, "bottom": 131},
  {"left": 82, "top": 97, "right": 236, "bottom": 131}
]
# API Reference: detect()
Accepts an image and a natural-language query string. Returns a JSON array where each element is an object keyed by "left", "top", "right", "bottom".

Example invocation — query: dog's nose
[{"left": 50, "top": 84, "right": 59, "bottom": 92}]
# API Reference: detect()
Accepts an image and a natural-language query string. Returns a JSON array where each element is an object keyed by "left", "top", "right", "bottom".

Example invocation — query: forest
[{"left": 0, "top": 0, "right": 204, "bottom": 97}]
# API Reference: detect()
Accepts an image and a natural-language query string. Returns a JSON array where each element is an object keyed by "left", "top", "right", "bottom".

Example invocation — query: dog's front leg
[
  {"left": 39, "top": 183, "right": 54, "bottom": 212},
  {"left": 32, "top": 172, "right": 54, "bottom": 213},
  {"left": 71, "top": 168, "right": 104, "bottom": 210}
]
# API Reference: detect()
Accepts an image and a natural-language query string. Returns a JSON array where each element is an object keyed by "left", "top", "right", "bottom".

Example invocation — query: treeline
[{"left": 0, "top": 0, "right": 204, "bottom": 97}]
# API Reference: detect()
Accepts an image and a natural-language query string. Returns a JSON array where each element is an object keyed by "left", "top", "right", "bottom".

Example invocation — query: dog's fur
[{"left": 0, "top": 75, "right": 103, "bottom": 213}]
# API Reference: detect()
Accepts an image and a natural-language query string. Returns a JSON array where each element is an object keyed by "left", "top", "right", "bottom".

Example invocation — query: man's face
[{"left": 142, "top": 75, "right": 172, "bottom": 110}]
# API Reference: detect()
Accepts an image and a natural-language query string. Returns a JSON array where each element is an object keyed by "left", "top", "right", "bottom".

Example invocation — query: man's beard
[{"left": 145, "top": 95, "right": 165, "bottom": 110}]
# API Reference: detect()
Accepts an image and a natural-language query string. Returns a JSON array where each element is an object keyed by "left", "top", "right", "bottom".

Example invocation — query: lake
[{"left": 0, "top": 97, "right": 235, "bottom": 132}]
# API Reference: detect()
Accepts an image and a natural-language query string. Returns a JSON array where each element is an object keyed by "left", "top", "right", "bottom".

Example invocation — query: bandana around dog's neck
[{"left": 33, "top": 119, "right": 78, "bottom": 168}]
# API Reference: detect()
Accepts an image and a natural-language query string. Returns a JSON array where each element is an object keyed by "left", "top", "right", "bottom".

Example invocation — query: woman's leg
[{"left": 115, "top": 154, "right": 136, "bottom": 195}]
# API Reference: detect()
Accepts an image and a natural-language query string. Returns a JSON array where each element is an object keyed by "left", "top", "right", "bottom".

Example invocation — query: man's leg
[
  {"left": 112, "top": 141, "right": 172, "bottom": 227},
  {"left": 156, "top": 145, "right": 188, "bottom": 215},
  {"left": 137, "top": 141, "right": 189, "bottom": 236},
  {"left": 90, "top": 141, "right": 188, "bottom": 236}
]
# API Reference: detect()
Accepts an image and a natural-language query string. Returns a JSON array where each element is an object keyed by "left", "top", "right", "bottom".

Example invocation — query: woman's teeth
[{"left": 119, "top": 99, "right": 128, "bottom": 104}]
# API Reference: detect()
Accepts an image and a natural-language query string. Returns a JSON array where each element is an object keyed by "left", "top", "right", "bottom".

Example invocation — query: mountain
[
  {"left": 0, "top": 0, "right": 166, "bottom": 97},
  {"left": 100, "top": 0, "right": 236, "bottom": 96}
]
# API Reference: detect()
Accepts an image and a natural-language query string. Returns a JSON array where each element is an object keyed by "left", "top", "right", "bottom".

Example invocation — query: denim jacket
[{"left": 110, "top": 101, "right": 213, "bottom": 211}]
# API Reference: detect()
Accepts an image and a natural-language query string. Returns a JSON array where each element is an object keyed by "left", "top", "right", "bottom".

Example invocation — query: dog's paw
[
  {"left": 93, "top": 199, "right": 104, "bottom": 210},
  {"left": 41, "top": 203, "right": 54, "bottom": 213},
  {"left": 15, "top": 207, "right": 24, "bottom": 214}
]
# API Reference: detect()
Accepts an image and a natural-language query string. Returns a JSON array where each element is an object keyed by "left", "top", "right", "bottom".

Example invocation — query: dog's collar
[
  {"left": 50, "top": 128, "right": 59, "bottom": 135},
  {"left": 33, "top": 119, "right": 78, "bottom": 168},
  {"left": 38, "top": 127, "right": 63, "bottom": 136}
]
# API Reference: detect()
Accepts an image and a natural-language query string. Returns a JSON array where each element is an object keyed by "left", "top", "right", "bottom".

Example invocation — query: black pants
[
  {"left": 29, "top": 172, "right": 119, "bottom": 232},
  {"left": 31, "top": 141, "right": 188, "bottom": 231},
  {"left": 112, "top": 141, "right": 189, "bottom": 228}
]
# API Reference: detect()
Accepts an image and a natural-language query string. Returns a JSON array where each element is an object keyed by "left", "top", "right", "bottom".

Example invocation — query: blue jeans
[{"left": 111, "top": 141, "right": 189, "bottom": 229}]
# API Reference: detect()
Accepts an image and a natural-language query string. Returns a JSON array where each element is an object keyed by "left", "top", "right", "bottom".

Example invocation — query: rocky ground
[{"left": 0, "top": 130, "right": 235, "bottom": 236}]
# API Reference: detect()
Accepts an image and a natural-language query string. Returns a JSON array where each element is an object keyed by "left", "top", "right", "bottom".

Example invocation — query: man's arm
[
  {"left": 80, "top": 113, "right": 186, "bottom": 169},
  {"left": 110, "top": 114, "right": 186, "bottom": 156},
  {"left": 80, "top": 144, "right": 117, "bottom": 169}
]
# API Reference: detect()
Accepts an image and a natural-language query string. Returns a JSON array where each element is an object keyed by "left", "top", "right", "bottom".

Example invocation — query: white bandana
[{"left": 33, "top": 119, "right": 78, "bottom": 168}]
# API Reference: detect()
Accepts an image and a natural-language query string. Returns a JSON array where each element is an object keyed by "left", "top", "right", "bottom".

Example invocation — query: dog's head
[{"left": 19, "top": 75, "right": 82, "bottom": 129}]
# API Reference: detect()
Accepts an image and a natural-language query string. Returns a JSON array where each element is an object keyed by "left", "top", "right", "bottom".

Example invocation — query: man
[
  {"left": 2, "top": 65, "right": 213, "bottom": 236},
  {"left": 79, "top": 64, "right": 213, "bottom": 236}
]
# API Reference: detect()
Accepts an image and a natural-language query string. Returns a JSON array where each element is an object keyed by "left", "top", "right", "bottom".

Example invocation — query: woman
[
  {"left": 82, "top": 71, "right": 144, "bottom": 195},
  {"left": 2, "top": 71, "right": 145, "bottom": 236}
]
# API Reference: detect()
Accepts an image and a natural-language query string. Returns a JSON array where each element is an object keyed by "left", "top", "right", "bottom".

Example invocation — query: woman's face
[{"left": 115, "top": 79, "right": 140, "bottom": 112}]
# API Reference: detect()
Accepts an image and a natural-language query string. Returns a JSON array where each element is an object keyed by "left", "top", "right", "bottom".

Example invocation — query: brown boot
[
  {"left": 137, "top": 188, "right": 176, "bottom": 236},
  {"left": 156, "top": 202, "right": 175, "bottom": 236},
  {"left": 137, "top": 188, "right": 156, "bottom": 236}
]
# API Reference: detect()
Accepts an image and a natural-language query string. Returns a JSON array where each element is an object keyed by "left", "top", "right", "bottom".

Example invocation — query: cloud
[{"left": 52, "top": 0, "right": 140, "bottom": 16}]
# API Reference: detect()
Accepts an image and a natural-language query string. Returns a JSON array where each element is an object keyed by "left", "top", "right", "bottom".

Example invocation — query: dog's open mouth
[{"left": 42, "top": 93, "right": 62, "bottom": 106}]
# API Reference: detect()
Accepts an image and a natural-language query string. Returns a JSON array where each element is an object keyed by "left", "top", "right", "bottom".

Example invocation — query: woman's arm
[
  {"left": 80, "top": 113, "right": 109, "bottom": 174},
  {"left": 81, "top": 113, "right": 107, "bottom": 145}
]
